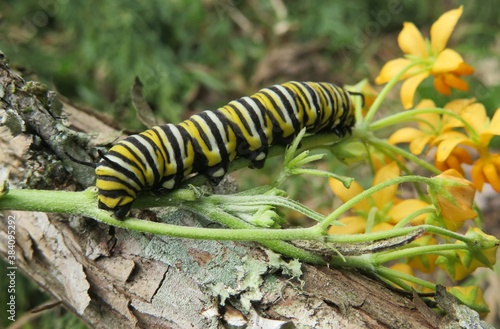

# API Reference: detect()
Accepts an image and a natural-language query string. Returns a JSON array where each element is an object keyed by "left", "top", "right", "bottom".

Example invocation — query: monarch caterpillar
[{"left": 95, "top": 81, "right": 358, "bottom": 219}]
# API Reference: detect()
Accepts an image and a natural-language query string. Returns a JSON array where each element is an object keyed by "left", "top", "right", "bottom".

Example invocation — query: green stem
[
  {"left": 361, "top": 60, "right": 427, "bottom": 126},
  {"left": 319, "top": 175, "right": 434, "bottom": 230},
  {"left": 0, "top": 188, "right": 323, "bottom": 242},
  {"left": 377, "top": 266, "right": 436, "bottom": 291},
  {"left": 207, "top": 194, "right": 326, "bottom": 222},
  {"left": 325, "top": 226, "right": 420, "bottom": 243},
  {"left": 368, "top": 136, "right": 440, "bottom": 174},
  {"left": 370, "top": 107, "right": 477, "bottom": 133},
  {"left": 374, "top": 243, "right": 469, "bottom": 264},
  {"left": 393, "top": 205, "right": 436, "bottom": 228}
]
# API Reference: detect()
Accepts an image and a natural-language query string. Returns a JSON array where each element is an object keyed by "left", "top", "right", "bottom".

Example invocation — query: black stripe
[
  {"left": 215, "top": 107, "right": 246, "bottom": 147},
  {"left": 198, "top": 111, "right": 229, "bottom": 161},
  {"left": 128, "top": 135, "right": 161, "bottom": 185},
  {"left": 316, "top": 83, "right": 338, "bottom": 131},
  {"left": 267, "top": 85, "right": 301, "bottom": 133},
  {"left": 288, "top": 82, "right": 313, "bottom": 128},
  {"left": 237, "top": 97, "right": 269, "bottom": 147},
  {"left": 105, "top": 151, "right": 146, "bottom": 188},
  {"left": 212, "top": 109, "right": 235, "bottom": 143},
  {"left": 227, "top": 103, "right": 254, "bottom": 137},
  {"left": 300, "top": 83, "right": 322, "bottom": 130},
  {"left": 158, "top": 125, "right": 184, "bottom": 175},
  {"left": 189, "top": 115, "right": 213, "bottom": 152},
  {"left": 97, "top": 174, "right": 140, "bottom": 195},
  {"left": 147, "top": 128, "right": 169, "bottom": 170}
]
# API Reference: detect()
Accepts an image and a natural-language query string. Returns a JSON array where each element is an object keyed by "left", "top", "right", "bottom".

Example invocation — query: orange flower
[
  {"left": 429, "top": 169, "right": 477, "bottom": 225},
  {"left": 434, "top": 145, "right": 473, "bottom": 176},
  {"left": 388, "top": 99, "right": 442, "bottom": 154},
  {"left": 472, "top": 155, "right": 500, "bottom": 192},
  {"left": 376, "top": 6, "right": 474, "bottom": 109},
  {"left": 467, "top": 108, "right": 500, "bottom": 192}
]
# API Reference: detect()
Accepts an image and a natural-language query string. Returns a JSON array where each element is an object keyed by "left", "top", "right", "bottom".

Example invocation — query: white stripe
[
  {"left": 275, "top": 85, "right": 298, "bottom": 120},
  {"left": 205, "top": 111, "right": 229, "bottom": 146},
  {"left": 122, "top": 136, "right": 157, "bottom": 185},
  {"left": 160, "top": 124, "right": 177, "bottom": 174},
  {"left": 265, "top": 88, "right": 293, "bottom": 126},
  {"left": 192, "top": 114, "right": 222, "bottom": 161},
  {"left": 230, "top": 101, "right": 262, "bottom": 147}
]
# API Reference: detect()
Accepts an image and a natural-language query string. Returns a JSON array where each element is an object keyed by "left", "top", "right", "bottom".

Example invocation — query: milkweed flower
[
  {"left": 433, "top": 103, "right": 500, "bottom": 192},
  {"left": 390, "top": 98, "right": 500, "bottom": 193},
  {"left": 467, "top": 109, "right": 500, "bottom": 192},
  {"left": 388, "top": 99, "right": 444, "bottom": 154},
  {"left": 428, "top": 169, "right": 477, "bottom": 227},
  {"left": 375, "top": 6, "right": 474, "bottom": 109}
]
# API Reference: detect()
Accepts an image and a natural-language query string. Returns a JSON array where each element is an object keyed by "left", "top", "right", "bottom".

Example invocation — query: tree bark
[{"left": 0, "top": 50, "right": 486, "bottom": 329}]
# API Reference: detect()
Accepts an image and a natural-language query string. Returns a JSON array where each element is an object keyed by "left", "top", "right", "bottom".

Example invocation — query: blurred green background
[{"left": 1, "top": 0, "right": 499, "bottom": 327}]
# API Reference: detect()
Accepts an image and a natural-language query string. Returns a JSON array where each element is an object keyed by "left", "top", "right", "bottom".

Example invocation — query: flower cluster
[
  {"left": 375, "top": 6, "right": 474, "bottom": 109},
  {"left": 389, "top": 98, "right": 500, "bottom": 192},
  {"left": 327, "top": 6, "right": 499, "bottom": 316}
]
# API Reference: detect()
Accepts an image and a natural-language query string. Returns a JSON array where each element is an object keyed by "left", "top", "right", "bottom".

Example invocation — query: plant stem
[
  {"left": 0, "top": 188, "right": 325, "bottom": 243},
  {"left": 361, "top": 61, "right": 427, "bottom": 126},
  {"left": 369, "top": 107, "right": 474, "bottom": 132},
  {"left": 374, "top": 243, "right": 469, "bottom": 264},
  {"left": 393, "top": 206, "right": 436, "bottom": 228},
  {"left": 377, "top": 266, "right": 436, "bottom": 290},
  {"left": 367, "top": 136, "right": 440, "bottom": 174},
  {"left": 319, "top": 175, "right": 434, "bottom": 230}
]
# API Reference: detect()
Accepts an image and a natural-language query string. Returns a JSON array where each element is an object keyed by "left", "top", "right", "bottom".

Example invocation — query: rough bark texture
[{"left": 0, "top": 50, "right": 487, "bottom": 329}]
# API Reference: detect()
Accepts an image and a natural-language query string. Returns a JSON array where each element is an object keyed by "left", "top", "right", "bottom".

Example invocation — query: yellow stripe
[
  {"left": 179, "top": 120, "right": 222, "bottom": 166},
  {"left": 95, "top": 166, "right": 141, "bottom": 195},
  {"left": 98, "top": 195, "right": 135, "bottom": 209},
  {"left": 253, "top": 92, "right": 295, "bottom": 138},
  {"left": 219, "top": 105, "right": 259, "bottom": 151},
  {"left": 118, "top": 139, "right": 157, "bottom": 186},
  {"left": 283, "top": 82, "right": 316, "bottom": 128},
  {"left": 182, "top": 139, "right": 195, "bottom": 175},
  {"left": 142, "top": 128, "right": 166, "bottom": 176}
]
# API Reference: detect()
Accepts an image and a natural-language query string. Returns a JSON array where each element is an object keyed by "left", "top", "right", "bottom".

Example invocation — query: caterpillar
[{"left": 95, "top": 81, "right": 358, "bottom": 219}]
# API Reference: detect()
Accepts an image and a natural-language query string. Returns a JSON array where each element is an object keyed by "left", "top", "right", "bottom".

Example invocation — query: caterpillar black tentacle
[{"left": 95, "top": 81, "right": 358, "bottom": 219}]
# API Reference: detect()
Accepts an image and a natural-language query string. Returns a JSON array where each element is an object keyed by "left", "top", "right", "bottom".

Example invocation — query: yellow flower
[
  {"left": 328, "top": 162, "right": 401, "bottom": 234},
  {"left": 375, "top": 6, "right": 474, "bottom": 109},
  {"left": 467, "top": 108, "right": 500, "bottom": 192},
  {"left": 387, "top": 199, "right": 431, "bottom": 226},
  {"left": 390, "top": 99, "right": 500, "bottom": 179},
  {"left": 429, "top": 169, "right": 477, "bottom": 225},
  {"left": 388, "top": 99, "right": 442, "bottom": 154},
  {"left": 471, "top": 154, "right": 500, "bottom": 192},
  {"left": 434, "top": 145, "right": 473, "bottom": 176},
  {"left": 388, "top": 99, "right": 469, "bottom": 162}
]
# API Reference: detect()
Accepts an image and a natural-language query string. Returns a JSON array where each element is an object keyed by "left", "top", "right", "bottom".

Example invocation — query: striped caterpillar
[{"left": 95, "top": 81, "right": 357, "bottom": 219}]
